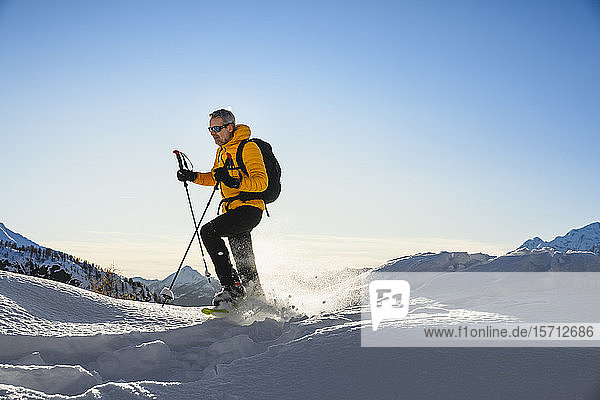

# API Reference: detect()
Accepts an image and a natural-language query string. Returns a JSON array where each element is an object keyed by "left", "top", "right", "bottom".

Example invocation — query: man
[{"left": 177, "top": 109, "right": 267, "bottom": 307}]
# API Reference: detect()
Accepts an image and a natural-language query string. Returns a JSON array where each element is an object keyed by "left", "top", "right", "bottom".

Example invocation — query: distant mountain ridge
[
  {"left": 517, "top": 222, "right": 600, "bottom": 255},
  {"left": 0, "top": 222, "right": 219, "bottom": 306},
  {"left": 381, "top": 248, "right": 600, "bottom": 273},
  {"left": 134, "top": 265, "right": 205, "bottom": 288},
  {"left": 0, "top": 223, "right": 157, "bottom": 302},
  {"left": 0, "top": 222, "right": 43, "bottom": 249},
  {"left": 380, "top": 221, "right": 600, "bottom": 273},
  {"left": 133, "top": 266, "right": 220, "bottom": 306}
]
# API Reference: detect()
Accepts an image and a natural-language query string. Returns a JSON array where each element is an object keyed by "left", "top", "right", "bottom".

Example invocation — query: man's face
[{"left": 209, "top": 117, "right": 234, "bottom": 146}]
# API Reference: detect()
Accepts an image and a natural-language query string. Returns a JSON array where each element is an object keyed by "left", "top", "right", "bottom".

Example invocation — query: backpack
[{"left": 235, "top": 138, "right": 281, "bottom": 205}]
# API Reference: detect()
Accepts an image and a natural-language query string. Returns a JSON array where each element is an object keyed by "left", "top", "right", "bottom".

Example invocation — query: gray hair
[{"left": 209, "top": 109, "right": 235, "bottom": 126}]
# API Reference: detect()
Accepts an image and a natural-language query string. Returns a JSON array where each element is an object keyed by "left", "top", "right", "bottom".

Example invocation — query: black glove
[
  {"left": 214, "top": 167, "right": 240, "bottom": 188},
  {"left": 177, "top": 169, "right": 197, "bottom": 182}
]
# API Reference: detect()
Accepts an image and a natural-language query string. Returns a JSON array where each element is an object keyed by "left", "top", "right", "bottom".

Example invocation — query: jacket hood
[{"left": 224, "top": 124, "right": 251, "bottom": 149}]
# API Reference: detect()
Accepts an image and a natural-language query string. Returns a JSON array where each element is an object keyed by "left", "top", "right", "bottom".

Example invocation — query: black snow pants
[{"left": 200, "top": 206, "right": 262, "bottom": 287}]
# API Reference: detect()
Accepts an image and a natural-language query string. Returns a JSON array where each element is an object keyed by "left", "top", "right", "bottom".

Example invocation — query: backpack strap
[
  {"left": 216, "top": 139, "right": 250, "bottom": 215},
  {"left": 235, "top": 139, "right": 250, "bottom": 176},
  {"left": 217, "top": 194, "right": 269, "bottom": 216}
]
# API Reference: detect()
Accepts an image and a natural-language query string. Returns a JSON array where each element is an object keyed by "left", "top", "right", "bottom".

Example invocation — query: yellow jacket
[{"left": 193, "top": 124, "right": 268, "bottom": 213}]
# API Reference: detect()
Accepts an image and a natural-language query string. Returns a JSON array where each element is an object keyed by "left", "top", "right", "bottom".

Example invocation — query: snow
[
  {"left": 0, "top": 273, "right": 204, "bottom": 336},
  {"left": 3, "top": 221, "right": 600, "bottom": 398},
  {"left": 0, "top": 223, "right": 42, "bottom": 249},
  {"left": 518, "top": 222, "right": 600, "bottom": 254},
  {"left": 13, "top": 352, "right": 47, "bottom": 366},
  {"left": 94, "top": 340, "right": 172, "bottom": 381},
  {"left": 382, "top": 251, "right": 493, "bottom": 272},
  {"left": 1, "top": 227, "right": 157, "bottom": 302},
  {"left": 0, "top": 364, "right": 101, "bottom": 396},
  {"left": 382, "top": 248, "right": 600, "bottom": 272},
  {"left": 134, "top": 265, "right": 206, "bottom": 287},
  {"left": 2, "top": 264, "right": 600, "bottom": 399}
]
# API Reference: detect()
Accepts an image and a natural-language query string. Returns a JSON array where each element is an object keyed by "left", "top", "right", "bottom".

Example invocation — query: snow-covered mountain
[
  {"left": 518, "top": 222, "right": 600, "bottom": 255},
  {"left": 382, "top": 251, "right": 494, "bottom": 272},
  {"left": 381, "top": 247, "right": 600, "bottom": 272},
  {"left": 379, "top": 222, "right": 600, "bottom": 273},
  {"left": 0, "top": 222, "right": 42, "bottom": 249},
  {"left": 0, "top": 223, "right": 157, "bottom": 302},
  {"left": 0, "top": 223, "right": 215, "bottom": 305},
  {"left": 133, "top": 266, "right": 221, "bottom": 306},
  {"left": 134, "top": 265, "right": 209, "bottom": 289}
]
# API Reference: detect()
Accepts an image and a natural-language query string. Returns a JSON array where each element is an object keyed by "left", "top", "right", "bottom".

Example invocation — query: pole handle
[
  {"left": 225, "top": 152, "right": 234, "bottom": 169},
  {"left": 173, "top": 150, "right": 185, "bottom": 171},
  {"left": 173, "top": 150, "right": 189, "bottom": 188}
]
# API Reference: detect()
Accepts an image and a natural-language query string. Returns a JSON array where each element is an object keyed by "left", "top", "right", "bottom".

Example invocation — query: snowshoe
[
  {"left": 244, "top": 280, "right": 265, "bottom": 298},
  {"left": 201, "top": 306, "right": 230, "bottom": 317},
  {"left": 212, "top": 281, "right": 246, "bottom": 307}
]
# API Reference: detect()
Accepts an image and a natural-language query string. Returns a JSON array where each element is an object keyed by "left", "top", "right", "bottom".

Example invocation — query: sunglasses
[{"left": 208, "top": 123, "right": 232, "bottom": 133}]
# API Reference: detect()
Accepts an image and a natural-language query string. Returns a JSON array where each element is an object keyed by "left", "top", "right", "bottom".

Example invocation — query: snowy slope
[
  {"left": 518, "top": 222, "right": 600, "bottom": 255},
  {"left": 0, "top": 222, "right": 42, "bottom": 249},
  {"left": 2, "top": 270, "right": 600, "bottom": 399}
]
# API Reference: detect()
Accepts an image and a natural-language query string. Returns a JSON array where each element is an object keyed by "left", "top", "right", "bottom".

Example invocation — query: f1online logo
[{"left": 369, "top": 280, "right": 410, "bottom": 331}]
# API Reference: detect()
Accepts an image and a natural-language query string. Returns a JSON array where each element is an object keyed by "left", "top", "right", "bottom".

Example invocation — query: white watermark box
[{"left": 361, "top": 272, "right": 600, "bottom": 347}]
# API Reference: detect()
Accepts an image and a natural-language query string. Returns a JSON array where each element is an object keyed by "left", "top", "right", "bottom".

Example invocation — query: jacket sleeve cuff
[{"left": 194, "top": 172, "right": 216, "bottom": 186}]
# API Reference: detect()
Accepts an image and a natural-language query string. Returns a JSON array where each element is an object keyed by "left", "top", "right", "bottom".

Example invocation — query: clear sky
[{"left": 1, "top": 1, "right": 599, "bottom": 279}]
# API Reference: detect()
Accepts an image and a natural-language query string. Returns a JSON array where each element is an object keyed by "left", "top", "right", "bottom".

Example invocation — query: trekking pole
[
  {"left": 160, "top": 152, "right": 219, "bottom": 306},
  {"left": 173, "top": 150, "right": 212, "bottom": 281}
]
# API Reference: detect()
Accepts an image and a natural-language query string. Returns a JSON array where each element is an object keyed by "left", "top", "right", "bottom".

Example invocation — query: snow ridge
[
  {"left": 517, "top": 222, "right": 600, "bottom": 255},
  {"left": 380, "top": 248, "right": 600, "bottom": 272},
  {"left": 0, "top": 222, "right": 42, "bottom": 249}
]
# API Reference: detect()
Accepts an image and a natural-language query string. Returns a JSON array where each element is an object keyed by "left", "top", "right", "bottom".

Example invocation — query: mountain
[
  {"left": 380, "top": 247, "right": 600, "bottom": 273},
  {"left": 0, "top": 222, "right": 43, "bottom": 249},
  {"left": 379, "top": 222, "right": 600, "bottom": 273},
  {"left": 0, "top": 223, "right": 215, "bottom": 305},
  {"left": 134, "top": 265, "right": 206, "bottom": 288},
  {"left": 466, "top": 247, "right": 600, "bottom": 271},
  {"left": 0, "top": 223, "right": 157, "bottom": 302},
  {"left": 381, "top": 251, "right": 493, "bottom": 272},
  {"left": 133, "top": 265, "right": 221, "bottom": 306},
  {"left": 517, "top": 222, "right": 600, "bottom": 255}
]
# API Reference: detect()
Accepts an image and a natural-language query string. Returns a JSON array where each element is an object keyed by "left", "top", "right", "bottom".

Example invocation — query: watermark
[
  {"left": 422, "top": 324, "right": 600, "bottom": 340},
  {"left": 361, "top": 272, "right": 600, "bottom": 347},
  {"left": 369, "top": 280, "right": 410, "bottom": 331}
]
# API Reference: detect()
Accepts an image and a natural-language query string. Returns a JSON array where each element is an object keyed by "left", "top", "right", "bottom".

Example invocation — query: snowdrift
[{"left": 2, "top": 260, "right": 600, "bottom": 399}]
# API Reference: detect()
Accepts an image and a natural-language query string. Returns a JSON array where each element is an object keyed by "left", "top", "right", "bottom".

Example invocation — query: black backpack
[{"left": 235, "top": 138, "right": 281, "bottom": 205}]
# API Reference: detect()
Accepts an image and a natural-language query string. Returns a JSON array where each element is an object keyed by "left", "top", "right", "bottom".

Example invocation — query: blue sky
[{"left": 1, "top": 1, "right": 599, "bottom": 278}]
